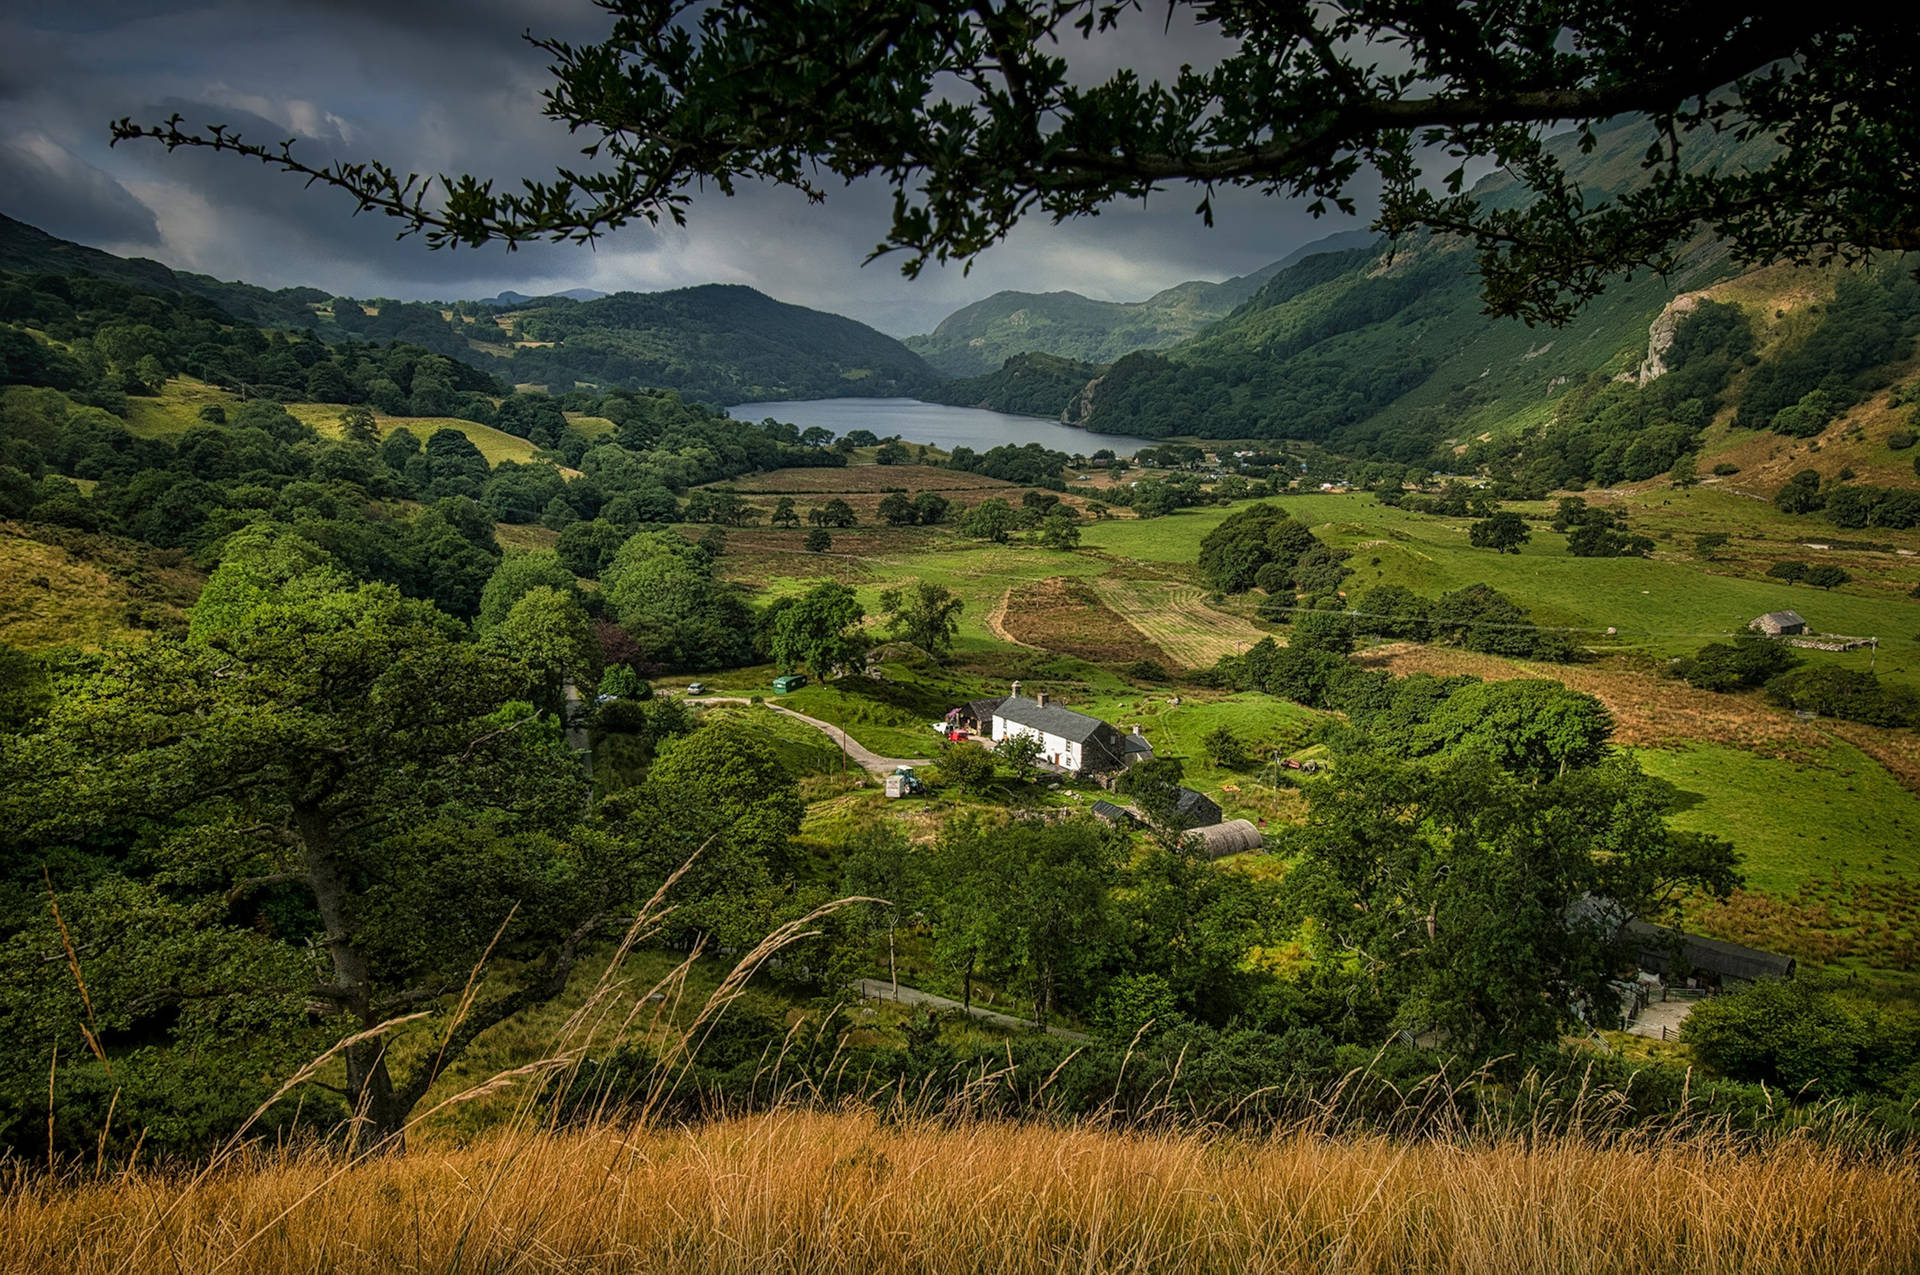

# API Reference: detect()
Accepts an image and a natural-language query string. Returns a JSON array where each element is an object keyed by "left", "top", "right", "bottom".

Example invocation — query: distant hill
[
  {"left": 0, "top": 213, "right": 328, "bottom": 329},
  {"left": 492, "top": 284, "right": 939, "bottom": 405},
  {"left": 906, "top": 230, "right": 1378, "bottom": 377},
  {"left": 484, "top": 288, "right": 606, "bottom": 305}
]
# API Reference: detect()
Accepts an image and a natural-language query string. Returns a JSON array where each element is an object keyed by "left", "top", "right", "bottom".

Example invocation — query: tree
[
  {"left": 1669, "top": 454, "right": 1699, "bottom": 489},
  {"left": 1114, "top": 757, "right": 1195, "bottom": 850},
  {"left": 1038, "top": 511, "right": 1081, "bottom": 551},
  {"left": 477, "top": 549, "right": 579, "bottom": 631},
  {"left": 877, "top": 492, "right": 918, "bottom": 525},
  {"left": 960, "top": 497, "right": 1017, "bottom": 543},
  {"left": 1291, "top": 608, "right": 1357, "bottom": 656},
  {"left": 771, "top": 582, "right": 865, "bottom": 676},
  {"left": 804, "top": 528, "right": 831, "bottom": 553},
  {"left": 1468, "top": 511, "right": 1532, "bottom": 554},
  {"left": 935, "top": 738, "right": 996, "bottom": 794},
  {"left": 1805, "top": 564, "right": 1852, "bottom": 590},
  {"left": 119, "top": 11, "right": 1920, "bottom": 325},
  {"left": 842, "top": 823, "right": 922, "bottom": 996},
  {"left": 3, "top": 568, "right": 603, "bottom": 1148},
  {"left": 994, "top": 731, "right": 1045, "bottom": 782},
  {"left": 1203, "top": 727, "right": 1249, "bottom": 770},
  {"left": 480, "top": 585, "right": 602, "bottom": 716},
  {"left": 808, "top": 498, "right": 857, "bottom": 528},
  {"left": 600, "top": 531, "right": 755, "bottom": 670},
  {"left": 1409, "top": 679, "right": 1615, "bottom": 783},
  {"left": 879, "top": 580, "right": 964, "bottom": 660},
  {"left": 1767, "top": 560, "right": 1811, "bottom": 584},
  {"left": 771, "top": 495, "right": 799, "bottom": 528},
  {"left": 340, "top": 404, "right": 380, "bottom": 448},
  {"left": 1289, "top": 753, "right": 1739, "bottom": 1054},
  {"left": 912, "top": 491, "right": 951, "bottom": 525}
]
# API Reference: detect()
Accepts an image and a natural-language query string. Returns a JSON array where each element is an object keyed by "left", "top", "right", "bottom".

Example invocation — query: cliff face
[{"left": 1637, "top": 293, "right": 1705, "bottom": 385}]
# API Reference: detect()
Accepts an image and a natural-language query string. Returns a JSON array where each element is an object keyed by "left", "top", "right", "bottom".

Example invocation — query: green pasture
[{"left": 1634, "top": 741, "right": 1920, "bottom": 895}]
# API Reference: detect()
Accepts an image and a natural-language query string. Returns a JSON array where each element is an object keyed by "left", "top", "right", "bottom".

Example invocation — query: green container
[{"left": 771, "top": 674, "right": 808, "bottom": 694}]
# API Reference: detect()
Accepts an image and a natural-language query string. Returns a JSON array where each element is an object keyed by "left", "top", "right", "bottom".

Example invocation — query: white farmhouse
[{"left": 989, "top": 683, "right": 1128, "bottom": 776}]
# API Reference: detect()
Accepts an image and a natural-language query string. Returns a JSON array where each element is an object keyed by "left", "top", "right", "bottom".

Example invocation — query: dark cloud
[
  {"left": 1, "top": 2, "right": 1372, "bottom": 334},
  {"left": 0, "top": 134, "right": 161, "bottom": 248}
]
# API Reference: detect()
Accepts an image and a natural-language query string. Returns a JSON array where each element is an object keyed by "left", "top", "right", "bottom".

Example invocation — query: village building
[
  {"left": 1122, "top": 725, "right": 1154, "bottom": 768},
  {"left": 989, "top": 683, "right": 1128, "bottom": 775},
  {"left": 1089, "top": 800, "right": 1136, "bottom": 827},
  {"left": 1749, "top": 610, "right": 1808, "bottom": 636}
]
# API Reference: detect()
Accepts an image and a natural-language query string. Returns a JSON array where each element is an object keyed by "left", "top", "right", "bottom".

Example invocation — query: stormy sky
[{"left": 0, "top": 1, "right": 1378, "bottom": 335}]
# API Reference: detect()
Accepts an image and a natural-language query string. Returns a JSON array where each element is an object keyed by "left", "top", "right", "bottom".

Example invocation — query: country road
[
  {"left": 687, "top": 697, "right": 932, "bottom": 774},
  {"left": 851, "top": 978, "right": 1090, "bottom": 1043}
]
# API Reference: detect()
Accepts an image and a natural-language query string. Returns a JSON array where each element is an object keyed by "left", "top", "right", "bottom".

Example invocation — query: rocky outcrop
[
  {"left": 1060, "top": 372, "right": 1107, "bottom": 426},
  {"left": 1638, "top": 292, "right": 1704, "bottom": 385}
]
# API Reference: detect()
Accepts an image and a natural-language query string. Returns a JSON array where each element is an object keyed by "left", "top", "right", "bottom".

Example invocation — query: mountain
[
  {"left": 906, "top": 230, "right": 1378, "bottom": 376},
  {"left": 1061, "top": 118, "right": 1780, "bottom": 454},
  {"left": 484, "top": 287, "right": 606, "bottom": 305},
  {"left": 0, "top": 213, "right": 329, "bottom": 329},
  {"left": 488, "top": 284, "right": 939, "bottom": 405}
]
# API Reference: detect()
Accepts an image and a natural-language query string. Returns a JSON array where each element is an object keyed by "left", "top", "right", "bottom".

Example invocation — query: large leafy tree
[
  {"left": 879, "top": 581, "right": 964, "bottom": 660},
  {"left": 770, "top": 582, "right": 866, "bottom": 677},
  {"left": 0, "top": 555, "right": 627, "bottom": 1150},
  {"left": 113, "top": 7, "right": 1920, "bottom": 323},
  {"left": 1287, "top": 754, "right": 1738, "bottom": 1053}
]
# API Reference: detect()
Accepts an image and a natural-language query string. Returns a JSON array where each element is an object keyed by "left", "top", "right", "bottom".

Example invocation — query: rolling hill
[{"left": 904, "top": 231, "right": 1378, "bottom": 377}]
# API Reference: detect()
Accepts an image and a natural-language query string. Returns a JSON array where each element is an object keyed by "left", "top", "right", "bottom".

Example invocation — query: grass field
[
  {"left": 0, "top": 521, "right": 201, "bottom": 650},
  {"left": 14, "top": 1109, "right": 1919, "bottom": 1274},
  {"left": 1079, "top": 493, "right": 1920, "bottom": 683}
]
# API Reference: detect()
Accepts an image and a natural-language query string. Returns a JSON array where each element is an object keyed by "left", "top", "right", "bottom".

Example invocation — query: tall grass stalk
[{"left": 6, "top": 1108, "right": 1918, "bottom": 1273}]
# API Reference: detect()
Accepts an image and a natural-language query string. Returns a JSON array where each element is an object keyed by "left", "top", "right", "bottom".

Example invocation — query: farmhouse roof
[
  {"left": 1626, "top": 921, "right": 1796, "bottom": 982},
  {"left": 1752, "top": 610, "right": 1807, "bottom": 631},
  {"left": 1123, "top": 732, "right": 1154, "bottom": 756},
  {"left": 1193, "top": 819, "right": 1264, "bottom": 859},
  {"left": 965, "top": 696, "right": 1006, "bottom": 722},
  {"left": 994, "top": 694, "right": 1113, "bottom": 744}
]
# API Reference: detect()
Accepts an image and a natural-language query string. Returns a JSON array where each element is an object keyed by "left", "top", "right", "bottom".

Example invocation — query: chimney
[
  {"left": 1132, "top": 724, "right": 1142, "bottom": 735},
  {"left": 1011, "top": 679, "right": 1022, "bottom": 700},
  {"left": 1036, "top": 690, "right": 1049, "bottom": 707}
]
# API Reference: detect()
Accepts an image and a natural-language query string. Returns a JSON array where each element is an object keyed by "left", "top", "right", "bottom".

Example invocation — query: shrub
[
  {"left": 1887, "top": 430, "right": 1916, "bottom": 451},
  {"left": 1711, "top": 462, "right": 1741, "bottom": 475}
]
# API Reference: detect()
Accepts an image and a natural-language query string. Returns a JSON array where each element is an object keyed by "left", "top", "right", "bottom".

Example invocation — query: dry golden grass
[{"left": 8, "top": 1110, "right": 1918, "bottom": 1274}]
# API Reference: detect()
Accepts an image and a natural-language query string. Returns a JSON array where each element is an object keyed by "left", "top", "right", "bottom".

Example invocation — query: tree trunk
[
  {"left": 888, "top": 924, "right": 897, "bottom": 999},
  {"left": 962, "top": 949, "right": 975, "bottom": 1012},
  {"left": 294, "top": 802, "right": 407, "bottom": 1150}
]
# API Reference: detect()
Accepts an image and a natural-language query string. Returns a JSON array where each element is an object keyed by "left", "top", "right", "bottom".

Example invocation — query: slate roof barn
[
  {"left": 1626, "top": 921, "right": 1796, "bottom": 984},
  {"left": 1173, "top": 787, "right": 1223, "bottom": 829},
  {"left": 1749, "top": 610, "right": 1808, "bottom": 636},
  {"left": 1090, "top": 800, "right": 1136, "bottom": 826},
  {"left": 1193, "top": 819, "right": 1263, "bottom": 859}
]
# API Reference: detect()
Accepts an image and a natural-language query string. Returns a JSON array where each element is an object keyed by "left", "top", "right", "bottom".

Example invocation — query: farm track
[{"left": 984, "top": 587, "right": 1043, "bottom": 649}]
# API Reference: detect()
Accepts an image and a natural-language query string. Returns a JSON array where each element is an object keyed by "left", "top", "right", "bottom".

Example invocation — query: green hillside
[
  {"left": 0, "top": 213, "right": 329, "bottom": 329},
  {"left": 922, "top": 351, "right": 1105, "bottom": 417},
  {"left": 904, "top": 232, "right": 1377, "bottom": 377},
  {"left": 482, "top": 285, "right": 939, "bottom": 405}
]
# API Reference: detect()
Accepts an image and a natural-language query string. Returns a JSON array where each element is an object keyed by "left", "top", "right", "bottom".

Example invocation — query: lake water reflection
[{"left": 727, "top": 397, "right": 1150, "bottom": 457}]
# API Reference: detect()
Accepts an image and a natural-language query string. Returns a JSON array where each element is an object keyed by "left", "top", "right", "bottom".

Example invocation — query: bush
[
  {"left": 1671, "top": 631, "right": 1800, "bottom": 692},
  {"left": 1711, "top": 462, "right": 1741, "bottom": 475},
  {"left": 1684, "top": 978, "right": 1920, "bottom": 1097},
  {"left": 1765, "top": 666, "right": 1920, "bottom": 727},
  {"left": 1887, "top": 430, "right": 1916, "bottom": 451}
]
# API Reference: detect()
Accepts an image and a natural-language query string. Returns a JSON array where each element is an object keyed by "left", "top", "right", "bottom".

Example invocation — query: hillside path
[
  {"left": 687, "top": 697, "right": 931, "bottom": 774},
  {"left": 852, "top": 978, "right": 1089, "bottom": 1043}
]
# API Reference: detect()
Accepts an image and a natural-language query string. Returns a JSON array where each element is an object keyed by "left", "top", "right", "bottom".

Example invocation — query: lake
[{"left": 727, "top": 397, "right": 1151, "bottom": 457}]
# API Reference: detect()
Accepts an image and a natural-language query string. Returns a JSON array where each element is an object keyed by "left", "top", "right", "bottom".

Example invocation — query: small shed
[
  {"left": 1090, "top": 800, "right": 1136, "bottom": 827},
  {"left": 1192, "top": 819, "right": 1264, "bottom": 859},
  {"left": 1122, "top": 725, "right": 1154, "bottom": 767},
  {"left": 1749, "top": 610, "right": 1808, "bottom": 637},
  {"left": 1173, "top": 787, "right": 1224, "bottom": 829}
]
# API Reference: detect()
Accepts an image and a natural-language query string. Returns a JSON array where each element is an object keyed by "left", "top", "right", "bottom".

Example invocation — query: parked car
[{"left": 686, "top": 682, "right": 708, "bottom": 695}]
